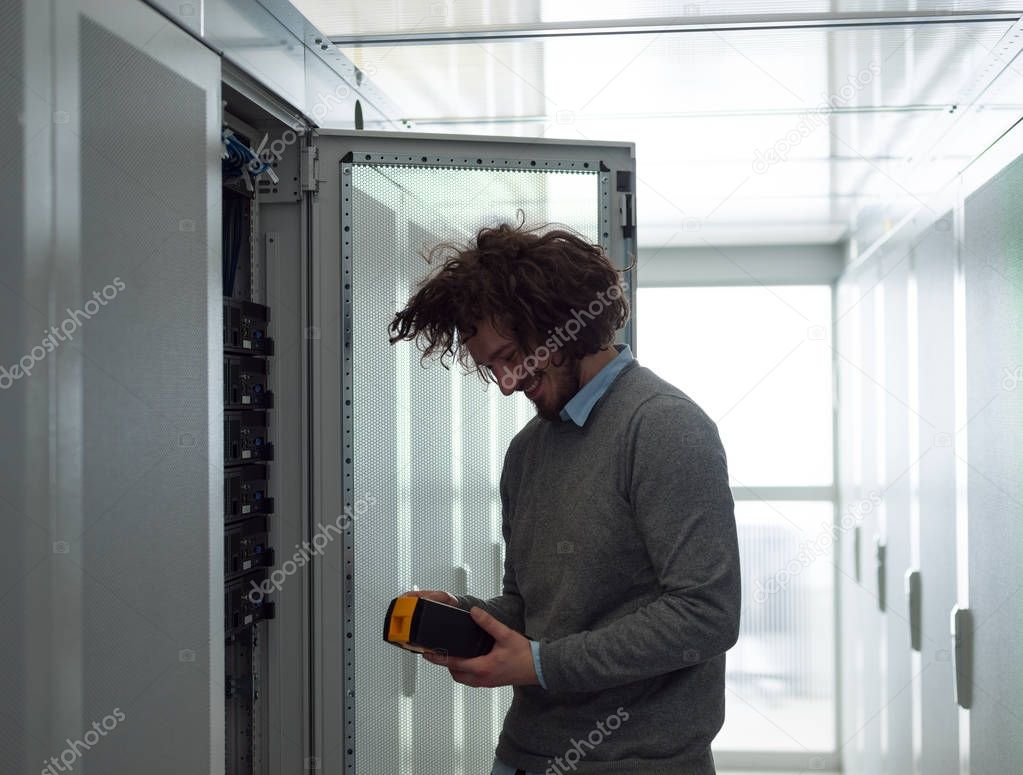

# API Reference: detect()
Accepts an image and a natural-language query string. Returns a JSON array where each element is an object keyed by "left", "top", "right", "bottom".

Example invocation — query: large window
[{"left": 638, "top": 285, "right": 835, "bottom": 756}]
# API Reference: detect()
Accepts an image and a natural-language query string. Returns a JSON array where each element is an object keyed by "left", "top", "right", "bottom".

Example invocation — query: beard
[{"left": 527, "top": 354, "right": 581, "bottom": 422}]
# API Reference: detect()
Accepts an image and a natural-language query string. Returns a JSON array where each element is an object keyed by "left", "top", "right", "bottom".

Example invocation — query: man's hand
[{"left": 423, "top": 607, "right": 538, "bottom": 688}]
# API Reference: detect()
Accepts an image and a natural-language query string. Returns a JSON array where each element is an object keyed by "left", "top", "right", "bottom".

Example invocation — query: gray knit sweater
[{"left": 457, "top": 359, "right": 741, "bottom": 774}]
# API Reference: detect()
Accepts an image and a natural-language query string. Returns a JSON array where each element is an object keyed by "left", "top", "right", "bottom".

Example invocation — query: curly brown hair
[{"left": 388, "top": 220, "right": 631, "bottom": 382}]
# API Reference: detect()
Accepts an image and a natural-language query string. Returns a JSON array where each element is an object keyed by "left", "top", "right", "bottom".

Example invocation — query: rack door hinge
[
  {"left": 616, "top": 170, "right": 635, "bottom": 239},
  {"left": 300, "top": 146, "right": 320, "bottom": 193}
]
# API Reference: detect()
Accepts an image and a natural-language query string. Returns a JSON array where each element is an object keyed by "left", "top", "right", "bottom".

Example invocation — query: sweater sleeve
[
  {"left": 453, "top": 440, "right": 526, "bottom": 633},
  {"left": 539, "top": 394, "right": 741, "bottom": 694}
]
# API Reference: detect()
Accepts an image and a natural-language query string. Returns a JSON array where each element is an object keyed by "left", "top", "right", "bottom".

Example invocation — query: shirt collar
[{"left": 558, "top": 344, "right": 635, "bottom": 427}]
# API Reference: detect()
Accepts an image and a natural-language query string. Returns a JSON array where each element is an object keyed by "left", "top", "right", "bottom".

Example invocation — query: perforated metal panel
[
  {"left": 879, "top": 240, "right": 913, "bottom": 775},
  {"left": 0, "top": 0, "right": 221, "bottom": 769},
  {"left": 836, "top": 259, "right": 885, "bottom": 773},
  {"left": 76, "top": 12, "right": 219, "bottom": 773},
  {"left": 835, "top": 272, "right": 863, "bottom": 775},
  {"left": 914, "top": 213, "right": 959, "bottom": 775},
  {"left": 962, "top": 151, "right": 1023, "bottom": 774},
  {"left": 343, "top": 159, "right": 602, "bottom": 774},
  {"left": 0, "top": 2, "right": 29, "bottom": 772}
]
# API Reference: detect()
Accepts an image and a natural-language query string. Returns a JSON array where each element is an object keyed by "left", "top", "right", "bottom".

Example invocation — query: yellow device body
[{"left": 384, "top": 596, "right": 426, "bottom": 652}]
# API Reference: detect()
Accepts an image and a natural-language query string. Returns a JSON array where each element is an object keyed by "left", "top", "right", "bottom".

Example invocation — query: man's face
[{"left": 464, "top": 318, "right": 580, "bottom": 422}]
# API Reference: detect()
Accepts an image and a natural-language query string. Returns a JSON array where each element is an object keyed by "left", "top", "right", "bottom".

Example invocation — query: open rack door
[{"left": 308, "top": 131, "right": 636, "bottom": 775}]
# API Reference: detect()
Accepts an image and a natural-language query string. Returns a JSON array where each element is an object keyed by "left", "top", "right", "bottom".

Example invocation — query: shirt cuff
[{"left": 529, "top": 640, "right": 547, "bottom": 690}]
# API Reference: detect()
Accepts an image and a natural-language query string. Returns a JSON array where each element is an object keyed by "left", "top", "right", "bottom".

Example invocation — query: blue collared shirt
[
  {"left": 558, "top": 344, "right": 635, "bottom": 427},
  {"left": 495, "top": 344, "right": 635, "bottom": 775}
]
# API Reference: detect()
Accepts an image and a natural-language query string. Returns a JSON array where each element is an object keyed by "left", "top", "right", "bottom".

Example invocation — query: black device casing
[{"left": 384, "top": 597, "right": 495, "bottom": 658}]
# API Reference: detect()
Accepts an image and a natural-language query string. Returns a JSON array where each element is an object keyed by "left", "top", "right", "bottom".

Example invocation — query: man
[{"left": 389, "top": 222, "right": 741, "bottom": 775}]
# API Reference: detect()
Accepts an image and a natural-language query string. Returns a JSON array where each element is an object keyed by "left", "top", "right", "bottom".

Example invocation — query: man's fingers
[
  {"left": 470, "top": 606, "right": 511, "bottom": 639},
  {"left": 449, "top": 668, "right": 485, "bottom": 688},
  {"left": 423, "top": 652, "right": 473, "bottom": 671}
]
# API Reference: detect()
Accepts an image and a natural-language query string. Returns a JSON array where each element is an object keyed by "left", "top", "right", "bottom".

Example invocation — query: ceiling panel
[
  {"left": 290, "top": 0, "right": 1022, "bottom": 38},
  {"left": 285, "top": 0, "right": 1023, "bottom": 246},
  {"left": 339, "top": 23, "right": 1013, "bottom": 122},
  {"left": 329, "top": 19, "right": 1019, "bottom": 244}
]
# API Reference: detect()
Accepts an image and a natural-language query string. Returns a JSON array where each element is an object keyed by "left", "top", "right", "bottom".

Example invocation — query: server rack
[{"left": 222, "top": 109, "right": 278, "bottom": 775}]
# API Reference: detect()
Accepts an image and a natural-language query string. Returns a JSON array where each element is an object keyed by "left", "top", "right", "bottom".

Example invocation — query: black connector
[
  {"left": 223, "top": 298, "right": 275, "bottom": 356},
  {"left": 225, "top": 569, "right": 274, "bottom": 636},
  {"left": 224, "top": 516, "right": 273, "bottom": 581},
  {"left": 224, "top": 354, "right": 274, "bottom": 410},
  {"left": 224, "top": 411, "right": 274, "bottom": 466},
  {"left": 225, "top": 464, "right": 275, "bottom": 522}
]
